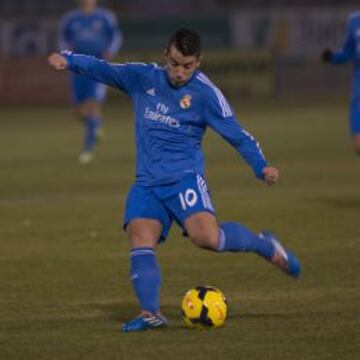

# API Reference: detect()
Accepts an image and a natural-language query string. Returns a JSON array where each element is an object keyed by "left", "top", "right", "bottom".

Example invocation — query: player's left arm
[
  {"left": 322, "top": 17, "right": 355, "bottom": 64},
  {"left": 204, "top": 93, "right": 278, "bottom": 185},
  {"left": 103, "top": 11, "right": 123, "bottom": 60}
]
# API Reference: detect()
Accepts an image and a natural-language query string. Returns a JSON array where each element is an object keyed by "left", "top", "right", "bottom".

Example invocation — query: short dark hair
[{"left": 167, "top": 28, "right": 202, "bottom": 58}]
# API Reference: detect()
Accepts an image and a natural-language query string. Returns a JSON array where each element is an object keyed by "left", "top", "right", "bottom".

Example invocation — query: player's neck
[{"left": 80, "top": 6, "right": 96, "bottom": 14}]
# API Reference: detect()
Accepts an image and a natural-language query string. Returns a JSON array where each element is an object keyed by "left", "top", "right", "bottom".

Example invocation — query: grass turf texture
[{"left": 0, "top": 99, "right": 359, "bottom": 359}]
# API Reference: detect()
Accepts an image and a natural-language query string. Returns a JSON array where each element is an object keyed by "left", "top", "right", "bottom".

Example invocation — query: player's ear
[{"left": 196, "top": 55, "right": 202, "bottom": 68}]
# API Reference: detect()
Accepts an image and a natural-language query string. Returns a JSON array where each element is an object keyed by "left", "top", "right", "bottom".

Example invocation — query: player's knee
[
  {"left": 127, "top": 223, "right": 160, "bottom": 249},
  {"left": 353, "top": 135, "right": 360, "bottom": 155},
  {"left": 354, "top": 143, "right": 360, "bottom": 155},
  {"left": 74, "top": 107, "right": 84, "bottom": 119},
  {"left": 129, "top": 233, "right": 156, "bottom": 248},
  {"left": 77, "top": 101, "right": 100, "bottom": 118},
  {"left": 190, "top": 232, "right": 218, "bottom": 251},
  {"left": 86, "top": 102, "right": 100, "bottom": 116}
]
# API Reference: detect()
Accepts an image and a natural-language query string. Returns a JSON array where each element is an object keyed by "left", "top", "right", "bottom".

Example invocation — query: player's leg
[
  {"left": 184, "top": 212, "right": 274, "bottom": 257},
  {"left": 350, "top": 97, "right": 360, "bottom": 155},
  {"left": 77, "top": 99, "right": 103, "bottom": 163},
  {"left": 71, "top": 73, "right": 106, "bottom": 163},
  {"left": 122, "top": 184, "right": 172, "bottom": 332},
  {"left": 185, "top": 213, "right": 300, "bottom": 278},
  {"left": 184, "top": 212, "right": 265, "bottom": 253},
  {"left": 126, "top": 219, "right": 163, "bottom": 314},
  {"left": 353, "top": 135, "right": 360, "bottom": 154},
  {"left": 163, "top": 174, "right": 300, "bottom": 278}
]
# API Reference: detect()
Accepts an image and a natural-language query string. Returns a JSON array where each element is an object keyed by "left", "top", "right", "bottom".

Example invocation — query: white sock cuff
[{"left": 217, "top": 227, "right": 226, "bottom": 252}]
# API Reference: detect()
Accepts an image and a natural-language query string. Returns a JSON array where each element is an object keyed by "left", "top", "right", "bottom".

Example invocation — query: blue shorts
[
  {"left": 70, "top": 73, "right": 107, "bottom": 105},
  {"left": 350, "top": 97, "right": 360, "bottom": 135},
  {"left": 123, "top": 174, "right": 216, "bottom": 243}
]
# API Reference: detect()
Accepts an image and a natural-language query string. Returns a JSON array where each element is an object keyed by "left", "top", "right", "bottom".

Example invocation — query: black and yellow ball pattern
[{"left": 181, "top": 286, "right": 228, "bottom": 328}]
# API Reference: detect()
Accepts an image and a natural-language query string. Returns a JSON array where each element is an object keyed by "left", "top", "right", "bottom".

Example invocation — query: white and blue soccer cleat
[
  {"left": 259, "top": 231, "right": 301, "bottom": 279},
  {"left": 78, "top": 151, "right": 94, "bottom": 165},
  {"left": 122, "top": 312, "right": 169, "bottom": 333}
]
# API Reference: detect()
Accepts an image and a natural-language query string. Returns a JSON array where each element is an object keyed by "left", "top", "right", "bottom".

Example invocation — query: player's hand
[
  {"left": 48, "top": 53, "right": 68, "bottom": 71},
  {"left": 321, "top": 49, "right": 333, "bottom": 63},
  {"left": 262, "top": 166, "right": 279, "bottom": 185}
]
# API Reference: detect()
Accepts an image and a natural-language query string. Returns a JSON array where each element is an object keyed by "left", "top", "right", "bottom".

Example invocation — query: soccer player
[
  {"left": 58, "top": 0, "right": 122, "bottom": 164},
  {"left": 321, "top": 11, "right": 360, "bottom": 154},
  {"left": 48, "top": 28, "right": 301, "bottom": 332}
]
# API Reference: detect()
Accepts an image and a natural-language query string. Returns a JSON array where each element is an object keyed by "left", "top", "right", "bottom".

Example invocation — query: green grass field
[{"left": 0, "top": 99, "right": 359, "bottom": 359}]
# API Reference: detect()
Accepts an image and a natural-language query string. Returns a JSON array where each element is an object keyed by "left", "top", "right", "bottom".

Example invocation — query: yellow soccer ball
[{"left": 181, "top": 286, "right": 228, "bottom": 328}]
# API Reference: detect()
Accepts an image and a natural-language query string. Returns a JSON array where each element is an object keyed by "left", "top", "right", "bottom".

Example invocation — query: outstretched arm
[
  {"left": 321, "top": 18, "right": 355, "bottom": 65},
  {"left": 48, "top": 51, "right": 124, "bottom": 88},
  {"left": 48, "top": 51, "right": 143, "bottom": 94}
]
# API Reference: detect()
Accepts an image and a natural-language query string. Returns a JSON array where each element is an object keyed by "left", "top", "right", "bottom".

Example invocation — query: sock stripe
[{"left": 130, "top": 248, "right": 155, "bottom": 258}]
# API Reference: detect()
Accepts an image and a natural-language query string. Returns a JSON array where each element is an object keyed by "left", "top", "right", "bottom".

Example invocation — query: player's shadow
[
  {"left": 86, "top": 301, "right": 298, "bottom": 329},
  {"left": 86, "top": 301, "right": 181, "bottom": 323},
  {"left": 86, "top": 301, "right": 228, "bottom": 330},
  {"left": 90, "top": 301, "right": 138, "bottom": 322},
  {"left": 84, "top": 300, "right": 303, "bottom": 332}
]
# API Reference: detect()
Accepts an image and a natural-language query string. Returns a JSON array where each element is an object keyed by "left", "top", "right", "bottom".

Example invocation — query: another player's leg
[
  {"left": 353, "top": 134, "right": 360, "bottom": 154},
  {"left": 71, "top": 74, "right": 106, "bottom": 164},
  {"left": 350, "top": 98, "right": 360, "bottom": 155},
  {"left": 77, "top": 100, "right": 103, "bottom": 164},
  {"left": 92, "top": 83, "right": 107, "bottom": 143}
]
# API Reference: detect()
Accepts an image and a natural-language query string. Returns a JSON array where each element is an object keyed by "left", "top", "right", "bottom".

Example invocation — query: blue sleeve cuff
[
  {"left": 60, "top": 50, "right": 73, "bottom": 68},
  {"left": 254, "top": 162, "right": 268, "bottom": 180}
]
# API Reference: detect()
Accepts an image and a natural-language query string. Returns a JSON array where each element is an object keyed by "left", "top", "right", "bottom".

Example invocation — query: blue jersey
[
  {"left": 58, "top": 7, "right": 122, "bottom": 58},
  {"left": 63, "top": 52, "right": 268, "bottom": 186},
  {"left": 329, "top": 11, "right": 360, "bottom": 96}
]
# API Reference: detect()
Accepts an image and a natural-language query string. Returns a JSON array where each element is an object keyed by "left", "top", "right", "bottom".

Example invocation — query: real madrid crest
[{"left": 180, "top": 95, "right": 192, "bottom": 109}]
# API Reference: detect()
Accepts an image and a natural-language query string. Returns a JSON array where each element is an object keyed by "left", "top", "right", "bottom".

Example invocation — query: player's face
[
  {"left": 78, "top": 0, "right": 97, "bottom": 11},
  {"left": 165, "top": 45, "right": 200, "bottom": 87}
]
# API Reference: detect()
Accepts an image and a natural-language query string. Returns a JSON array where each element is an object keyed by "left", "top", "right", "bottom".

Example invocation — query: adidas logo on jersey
[{"left": 146, "top": 88, "right": 156, "bottom": 96}]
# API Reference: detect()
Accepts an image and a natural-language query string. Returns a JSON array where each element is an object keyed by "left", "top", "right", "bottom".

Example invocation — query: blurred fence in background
[{"left": 0, "top": 4, "right": 355, "bottom": 104}]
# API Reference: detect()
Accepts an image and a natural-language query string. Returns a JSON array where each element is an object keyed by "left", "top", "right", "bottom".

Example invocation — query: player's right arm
[
  {"left": 200, "top": 80, "right": 277, "bottom": 184},
  {"left": 322, "top": 16, "right": 355, "bottom": 65},
  {"left": 48, "top": 51, "right": 147, "bottom": 94}
]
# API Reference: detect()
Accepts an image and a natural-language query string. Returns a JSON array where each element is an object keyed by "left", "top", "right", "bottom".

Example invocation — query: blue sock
[
  {"left": 218, "top": 222, "right": 274, "bottom": 259},
  {"left": 130, "top": 247, "right": 161, "bottom": 314},
  {"left": 84, "top": 115, "right": 101, "bottom": 152}
]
